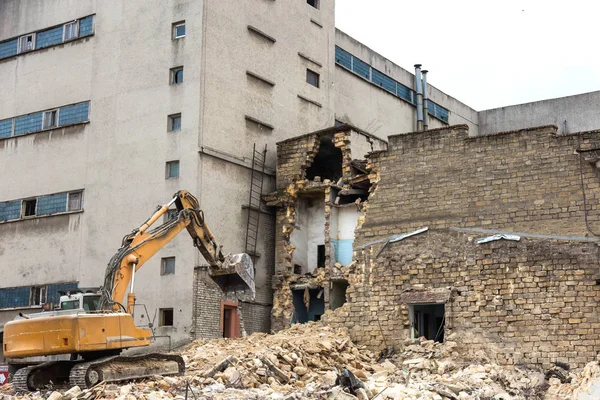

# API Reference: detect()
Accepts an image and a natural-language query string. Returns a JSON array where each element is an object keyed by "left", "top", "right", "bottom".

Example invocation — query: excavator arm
[{"left": 101, "top": 190, "right": 254, "bottom": 313}]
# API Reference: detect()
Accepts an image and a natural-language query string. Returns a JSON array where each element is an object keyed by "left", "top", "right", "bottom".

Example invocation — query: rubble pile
[{"left": 3, "top": 323, "right": 600, "bottom": 399}]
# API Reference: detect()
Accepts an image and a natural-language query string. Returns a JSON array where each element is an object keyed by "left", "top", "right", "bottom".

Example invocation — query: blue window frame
[
  {"left": 173, "top": 22, "right": 185, "bottom": 39},
  {"left": 0, "top": 119, "right": 12, "bottom": 139},
  {"left": 37, "top": 193, "right": 68, "bottom": 215}
]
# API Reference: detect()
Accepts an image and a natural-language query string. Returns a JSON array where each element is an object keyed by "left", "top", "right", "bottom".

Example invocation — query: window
[
  {"left": 317, "top": 245, "right": 325, "bottom": 268},
  {"left": 166, "top": 161, "right": 180, "bottom": 179},
  {"left": 168, "top": 114, "right": 182, "bottom": 131},
  {"left": 306, "top": 69, "right": 320, "bottom": 88},
  {"left": 173, "top": 22, "right": 185, "bottom": 39},
  {"left": 68, "top": 191, "right": 83, "bottom": 211},
  {"left": 22, "top": 199, "right": 37, "bottom": 217},
  {"left": 161, "top": 257, "right": 176, "bottom": 275},
  {"left": 43, "top": 110, "right": 58, "bottom": 129},
  {"left": 160, "top": 308, "right": 174, "bottom": 326},
  {"left": 307, "top": 0, "right": 320, "bottom": 9},
  {"left": 30, "top": 286, "right": 47, "bottom": 306},
  {"left": 18, "top": 34, "right": 35, "bottom": 53},
  {"left": 63, "top": 21, "right": 79, "bottom": 41},
  {"left": 171, "top": 67, "right": 184, "bottom": 84}
]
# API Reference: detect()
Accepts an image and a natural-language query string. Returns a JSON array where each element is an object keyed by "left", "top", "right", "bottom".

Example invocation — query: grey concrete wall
[
  {"left": 0, "top": 0, "right": 337, "bottom": 349},
  {"left": 334, "top": 29, "right": 480, "bottom": 138},
  {"left": 478, "top": 90, "right": 600, "bottom": 134}
]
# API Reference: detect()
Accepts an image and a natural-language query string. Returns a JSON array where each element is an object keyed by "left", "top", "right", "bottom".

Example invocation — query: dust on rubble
[{"left": 2, "top": 322, "right": 600, "bottom": 400}]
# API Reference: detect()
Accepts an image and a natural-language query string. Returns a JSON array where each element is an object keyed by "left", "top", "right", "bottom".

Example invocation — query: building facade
[{"left": 2, "top": 0, "right": 599, "bottom": 363}]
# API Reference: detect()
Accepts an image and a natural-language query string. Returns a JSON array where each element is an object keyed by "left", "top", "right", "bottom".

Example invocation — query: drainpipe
[
  {"left": 414, "top": 64, "right": 423, "bottom": 131},
  {"left": 422, "top": 70, "right": 429, "bottom": 130}
]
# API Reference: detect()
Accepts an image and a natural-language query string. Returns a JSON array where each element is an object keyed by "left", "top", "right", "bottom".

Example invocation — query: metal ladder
[{"left": 244, "top": 144, "right": 267, "bottom": 263}]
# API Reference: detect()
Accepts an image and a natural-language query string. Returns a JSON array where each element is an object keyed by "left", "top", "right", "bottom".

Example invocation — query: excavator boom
[{"left": 3, "top": 190, "right": 255, "bottom": 391}]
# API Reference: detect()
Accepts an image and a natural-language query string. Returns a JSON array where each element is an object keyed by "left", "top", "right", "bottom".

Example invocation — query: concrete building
[{"left": 1, "top": 0, "right": 599, "bottom": 363}]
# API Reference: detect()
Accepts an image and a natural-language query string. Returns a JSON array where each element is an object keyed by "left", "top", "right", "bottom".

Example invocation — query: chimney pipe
[
  {"left": 422, "top": 70, "right": 429, "bottom": 130},
  {"left": 414, "top": 64, "right": 423, "bottom": 131}
]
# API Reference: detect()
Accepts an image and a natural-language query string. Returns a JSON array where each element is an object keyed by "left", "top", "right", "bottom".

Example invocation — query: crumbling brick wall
[
  {"left": 323, "top": 124, "right": 600, "bottom": 369},
  {"left": 192, "top": 267, "right": 223, "bottom": 339},
  {"left": 324, "top": 229, "right": 600, "bottom": 369}
]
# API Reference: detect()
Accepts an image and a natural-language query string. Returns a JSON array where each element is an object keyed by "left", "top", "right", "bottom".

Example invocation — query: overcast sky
[{"left": 335, "top": 0, "right": 600, "bottom": 111}]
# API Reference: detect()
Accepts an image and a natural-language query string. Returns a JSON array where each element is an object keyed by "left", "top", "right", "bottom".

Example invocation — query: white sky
[{"left": 335, "top": 0, "right": 600, "bottom": 110}]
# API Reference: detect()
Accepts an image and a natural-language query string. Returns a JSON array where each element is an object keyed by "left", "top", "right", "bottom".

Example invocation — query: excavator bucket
[{"left": 209, "top": 253, "right": 255, "bottom": 298}]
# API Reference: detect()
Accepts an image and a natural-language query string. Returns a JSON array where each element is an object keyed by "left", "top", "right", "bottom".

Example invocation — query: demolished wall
[
  {"left": 322, "top": 124, "right": 600, "bottom": 369},
  {"left": 268, "top": 125, "right": 386, "bottom": 331}
]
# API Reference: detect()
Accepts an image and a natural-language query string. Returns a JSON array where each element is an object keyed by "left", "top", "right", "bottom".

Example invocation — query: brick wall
[
  {"left": 323, "top": 229, "right": 600, "bottom": 369},
  {"left": 192, "top": 267, "right": 223, "bottom": 339},
  {"left": 322, "top": 124, "right": 600, "bottom": 368},
  {"left": 360, "top": 125, "right": 600, "bottom": 241}
]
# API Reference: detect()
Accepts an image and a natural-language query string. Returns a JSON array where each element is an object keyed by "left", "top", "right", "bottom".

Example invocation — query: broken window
[
  {"left": 330, "top": 280, "right": 348, "bottom": 311},
  {"left": 305, "top": 135, "right": 343, "bottom": 182},
  {"left": 160, "top": 308, "right": 174, "bottom": 326},
  {"left": 22, "top": 199, "right": 37, "bottom": 218},
  {"left": 166, "top": 160, "right": 180, "bottom": 179},
  {"left": 68, "top": 191, "right": 83, "bottom": 211},
  {"left": 409, "top": 304, "right": 445, "bottom": 342},
  {"left": 307, "top": 0, "right": 320, "bottom": 9},
  {"left": 63, "top": 21, "right": 79, "bottom": 41},
  {"left": 306, "top": 69, "right": 320, "bottom": 88},
  {"left": 168, "top": 114, "right": 181, "bottom": 131},
  {"left": 18, "top": 34, "right": 35, "bottom": 53},
  {"left": 173, "top": 21, "right": 185, "bottom": 39},
  {"left": 292, "top": 288, "right": 324, "bottom": 324},
  {"left": 161, "top": 257, "right": 176, "bottom": 275},
  {"left": 30, "top": 286, "right": 47, "bottom": 306},
  {"left": 42, "top": 110, "right": 58, "bottom": 129},
  {"left": 171, "top": 67, "right": 184, "bottom": 84}
]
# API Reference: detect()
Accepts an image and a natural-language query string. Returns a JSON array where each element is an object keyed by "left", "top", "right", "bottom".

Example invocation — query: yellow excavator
[{"left": 3, "top": 190, "right": 254, "bottom": 391}]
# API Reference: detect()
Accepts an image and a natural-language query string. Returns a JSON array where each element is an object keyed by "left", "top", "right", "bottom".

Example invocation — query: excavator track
[
  {"left": 69, "top": 353, "right": 185, "bottom": 389},
  {"left": 11, "top": 366, "right": 35, "bottom": 393},
  {"left": 11, "top": 361, "right": 75, "bottom": 392}
]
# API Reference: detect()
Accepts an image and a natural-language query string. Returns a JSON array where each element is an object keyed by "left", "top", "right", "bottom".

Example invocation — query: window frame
[
  {"left": 159, "top": 308, "right": 174, "bottom": 326},
  {"left": 68, "top": 191, "right": 83, "bottom": 211},
  {"left": 173, "top": 22, "right": 186, "bottom": 39},
  {"left": 170, "top": 66, "right": 184, "bottom": 85},
  {"left": 168, "top": 113, "right": 182, "bottom": 132},
  {"left": 42, "top": 109, "right": 59, "bottom": 129},
  {"left": 63, "top": 21, "right": 80, "bottom": 41},
  {"left": 166, "top": 160, "right": 180, "bottom": 179},
  {"left": 307, "top": 0, "right": 320, "bottom": 9},
  {"left": 22, "top": 198, "right": 37, "bottom": 218},
  {"left": 161, "top": 257, "right": 176, "bottom": 275},
  {"left": 30, "top": 286, "right": 47, "bottom": 306},
  {"left": 306, "top": 68, "right": 320, "bottom": 88},
  {"left": 18, "top": 33, "right": 36, "bottom": 53}
]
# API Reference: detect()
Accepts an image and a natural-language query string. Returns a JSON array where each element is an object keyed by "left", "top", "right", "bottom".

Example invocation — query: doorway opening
[
  {"left": 409, "top": 303, "right": 445, "bottom": 342},
  {"left": 291, "top": 288, "right": 324, "bottom": 323}
]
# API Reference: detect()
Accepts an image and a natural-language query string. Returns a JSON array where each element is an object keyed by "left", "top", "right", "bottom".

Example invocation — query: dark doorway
[
  {"left": 411, "top": 304, "right": 445, "bottom": 342},
  {"left": 330, "top": 280, "right": 349, "bottom": 310},
  {"left": 292, "top": 288, "right": 325, "bottom": 323}
]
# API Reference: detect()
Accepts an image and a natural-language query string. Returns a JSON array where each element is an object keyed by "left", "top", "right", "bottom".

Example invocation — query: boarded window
[{"left": 68, "top": 191, "right": 83, "bottom": 211}]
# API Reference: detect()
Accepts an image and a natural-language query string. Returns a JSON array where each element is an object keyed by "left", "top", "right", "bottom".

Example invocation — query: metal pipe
[
  {"left": 130, "top": 263, "right": 137, "bottom": 293},
  {"left": 422, "top": 70, "right": 429, "bottom": 130},
  {"left": 414, "top": 64, "right": 423, "bottom": 131}
]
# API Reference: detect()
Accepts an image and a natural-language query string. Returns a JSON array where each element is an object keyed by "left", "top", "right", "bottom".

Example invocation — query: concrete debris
[{"left": 2, "top": 323, "right": 600, "bottom": 399}]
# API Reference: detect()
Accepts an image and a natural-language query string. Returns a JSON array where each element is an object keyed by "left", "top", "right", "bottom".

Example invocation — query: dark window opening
[
  {"left": 23, "top": 199, "right": 37, "bottom": 217},
  {"left": 330, "top": 280, "right": 349, "bottom": 311},
  {"left": 305, "top": 135, "right": 343, "bottom": 182},
  {"left": 292, "top": 288, "right": 324, "bottom": 324},
  {"left": 307, "top": 0, "right": 320, "bottom": 9},
  {"left": 317, "top": 245, "right": 325, "bottom": 268},
  {"left": 411, "top": 304, "right": 445, "bottom": 342},
  {"left": 306, "top": 69, "right": 320, "bottom": 88},
  {"left": 160, "top": 308, "right": 174, "bottom": 326},
  {"left": 294, "top": 264, "right": 303, "bottom": 275},
  {"left": 337, "top": 194, "right": 365, "bottom": 205},
  {"left": 171, "top": 67, "right": 184, "bottom": 84}
]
